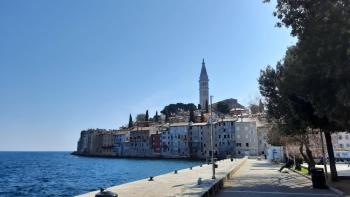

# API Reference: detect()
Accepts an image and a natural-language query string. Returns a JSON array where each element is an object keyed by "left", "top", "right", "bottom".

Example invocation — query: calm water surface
[{"left": 0, "top": 152, "right": 201, "bottom": 197}]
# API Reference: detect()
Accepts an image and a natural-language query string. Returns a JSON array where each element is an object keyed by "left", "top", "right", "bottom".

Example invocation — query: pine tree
[
  {"left": 128, "top": 114, "right": 133, "bottom": 128},
  {"left": 155, "top": 111, "right": 159, "bottom": 122},
  {"left": 145, "top": 110, "right": 149, "bottom": 121}
]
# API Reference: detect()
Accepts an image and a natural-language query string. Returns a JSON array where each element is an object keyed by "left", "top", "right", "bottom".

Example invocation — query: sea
[{"left": 0, "top": 152, "right": 202, "bottom": 197}]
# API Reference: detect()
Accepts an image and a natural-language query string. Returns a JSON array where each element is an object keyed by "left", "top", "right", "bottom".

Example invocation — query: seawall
[{"left": 76, "top": 157, "right": 247, "bottom": 197}]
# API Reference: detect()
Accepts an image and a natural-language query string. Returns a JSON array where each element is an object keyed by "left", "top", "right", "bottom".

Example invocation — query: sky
[{"left": 0, "top": 0, "right": 295, "bottom": 151}]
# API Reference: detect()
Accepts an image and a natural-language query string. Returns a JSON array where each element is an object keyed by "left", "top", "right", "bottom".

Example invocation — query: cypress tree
[
  {"left": 128, "top": 114, "right": 133, "bottom": 128},
  {"left": 155, "top": 111, "right": 159, "bottom": 122},
  {"left": 145, "top": 110, "right": 149, "bottom": 121},
  {"left": 205, "top": 99, "right": 209, "bottom": 113},
  {"left": 189, "top": 109, "right": 195, "bottom": 123}
]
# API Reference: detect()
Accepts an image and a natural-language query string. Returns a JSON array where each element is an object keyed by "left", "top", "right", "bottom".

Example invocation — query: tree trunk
[
  {"left": 305, "top": 143, "right": 316, "bottom": 173},
  {"left": 324, "top": 131, "right": 338, "bottom": 181},
  {"left": 299, "top": 143, "right": 310, "bottom": 166},
  {"left": 305, "top": 135, "right": 316, "bottom": 169}
]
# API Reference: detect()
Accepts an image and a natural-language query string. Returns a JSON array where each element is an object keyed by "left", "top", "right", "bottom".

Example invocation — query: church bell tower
[{"left": 199, "top": 59, "right": 209, "bottom": 111}]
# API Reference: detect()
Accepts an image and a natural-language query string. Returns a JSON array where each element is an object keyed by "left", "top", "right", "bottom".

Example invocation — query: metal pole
[
  {"left": 320, "top": 130, "right": 328, "bottom": 181},
  {"left": 210, "top": 96, "right": 215, "bottom": 179}
]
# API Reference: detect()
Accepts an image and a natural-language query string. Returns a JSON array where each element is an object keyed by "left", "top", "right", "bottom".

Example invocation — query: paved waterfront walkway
[
  {"left": 76, "top": 158, "right": 245, "bottom": 197},
  {"left": 217, "top": 159, "right": 338, "bottom": 197}
]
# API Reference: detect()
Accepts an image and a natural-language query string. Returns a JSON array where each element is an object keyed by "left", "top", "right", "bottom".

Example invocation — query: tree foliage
[
  {"left": 249, "top": 104, "right": 260, "bottom": 115},
  {"left": 136, "top": 113, "right": 146, "bottom": 122},
  {"left": 128, "top": 114, "right": 133, "bottom": 128},
  {"left": 262, "top": 0, "right": 350, "bottom": 181},
  {"left": 160, "top": 103, "right": 197, "bottom": 115},
  {"left": 216, "top": 101, "right": 230, "bottom": 114},
  {"left": 145, "top": 110, "right": 149, "bottom": 121},
  {"left": 154, "top": 111, "right": 159, "bottom": 122},
  {"left": 189, "top": 108, "right": 195, "bottom": 123},
  {"left": 205, "top": 100, "right": 209, "bottom": 113}
]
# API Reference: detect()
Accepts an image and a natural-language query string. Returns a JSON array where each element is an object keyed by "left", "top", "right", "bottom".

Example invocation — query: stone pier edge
[{"left": 201, "top": 157, "right": 248, "bottom": 197}]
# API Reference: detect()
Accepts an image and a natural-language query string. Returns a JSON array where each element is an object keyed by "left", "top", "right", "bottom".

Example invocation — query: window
[
  {"left": 339, "top": 135, "right": 343, "bottom": 140},
  {"left": 236, "top": 143, "right": 241, "bottom": 147},
  {"left": 219, "top": 135, "right": 221, "bottom": 139},
  {"left": 246, "top": 143, "right": 249, "bottom": 147}
]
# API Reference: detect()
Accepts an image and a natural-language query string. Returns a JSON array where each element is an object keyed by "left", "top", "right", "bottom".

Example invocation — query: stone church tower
[{"left": 199, "top": 59, "right": 209, "bottom": 110}]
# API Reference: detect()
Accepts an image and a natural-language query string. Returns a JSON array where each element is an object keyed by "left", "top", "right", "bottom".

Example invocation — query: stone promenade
[
  {"left": 217, "top": 159, "right": 339, "bottom": 197},
  {"left": 76, "top": 158, "right": 246, "bottom": 197}
]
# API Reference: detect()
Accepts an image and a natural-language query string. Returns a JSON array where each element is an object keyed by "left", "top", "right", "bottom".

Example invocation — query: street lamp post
[{"left": 210, "top": 95, "right": 215, "bottom": 179}]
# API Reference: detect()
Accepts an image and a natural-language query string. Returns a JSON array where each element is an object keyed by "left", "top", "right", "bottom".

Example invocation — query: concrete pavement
[
  {"left": 217, "top": 159, "right": 339, "bottom": 197},
  {"left": 76, "top": 158, "right": 246, "bottom": 197}
]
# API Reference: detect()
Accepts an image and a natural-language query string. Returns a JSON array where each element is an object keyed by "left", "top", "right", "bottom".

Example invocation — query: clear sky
[{"left": 0, "top": 0, "right": 295, "bottom": 151}]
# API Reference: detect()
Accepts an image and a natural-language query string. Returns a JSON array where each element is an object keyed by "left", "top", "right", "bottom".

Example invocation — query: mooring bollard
[
  {"left": 148, "top": 176, "right": 153, "bottom": 181},
  {"left": 197, "top": 177, "right": 202, "bottom": 185},
  {"left": 95, "top": 188, "right": 118, "bottom": 197}
]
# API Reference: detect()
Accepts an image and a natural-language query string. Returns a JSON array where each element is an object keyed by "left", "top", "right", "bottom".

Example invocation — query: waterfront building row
[{"left": 76, "top": 119, "right": 270, "bottom": 159}]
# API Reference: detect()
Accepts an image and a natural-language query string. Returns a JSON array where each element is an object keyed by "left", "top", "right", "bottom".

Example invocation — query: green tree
[
  {"left": 216, "top": 101, "right": 230, "bottom": 114},
  {"left": 164, "top": 110, "right": 169, "bottom": 123},
  {"left": 161, "top": 103, "right": 197, "bottom": 115},
  {"left": 154, "top": 111, "right": 159, "bottom": 122},
  {"left": 264, "top": 0, "right": 350, "bottom": 180},
  {"left": 249, "top": 104, "right": 259, "bottom": 114},
  {"left": 205, "top": 100, "right": 209, "bottom": 113},
  {"left": 145, "top": 110, "right": 149, "bottom": 121},
  {"left": 128, "top": 114, "right": 133, "bottom": 128},
  {"left": 189, "top": 108, "right": 195, "bottom": 123},
  {"left": 258, "top": 63, "right": 316, "bottom": 170},
  {"left": 258, "top": 99, "right": 264, "bottom": 113},
  {"left": 136, "top": 113, "right": 146, "bottom": 122}
]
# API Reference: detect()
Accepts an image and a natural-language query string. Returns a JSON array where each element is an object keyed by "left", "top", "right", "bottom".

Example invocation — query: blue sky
[{"left": 0, "top": 0, "right": 295, "bottom": 151}]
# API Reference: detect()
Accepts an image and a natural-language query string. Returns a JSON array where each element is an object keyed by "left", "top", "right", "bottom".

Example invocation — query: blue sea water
[{"left": 0, "top": 152, "right": 201, "bottom": 197}]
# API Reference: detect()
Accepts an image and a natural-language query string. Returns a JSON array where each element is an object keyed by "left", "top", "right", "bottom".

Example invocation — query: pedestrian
[{"left": 279, "top": 158, "right": 294, "bottom": 172}]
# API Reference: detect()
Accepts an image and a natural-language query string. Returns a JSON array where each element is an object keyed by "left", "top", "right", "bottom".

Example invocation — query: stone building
[
  {"left": 199, "top": 59, "right": 209, "bottom": 110},
  {"left": 235, "top": 120, "right": 258, "bottom": 156},
  {"left": 161, "top": 123, "right": 190, "bottom": 158}
]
